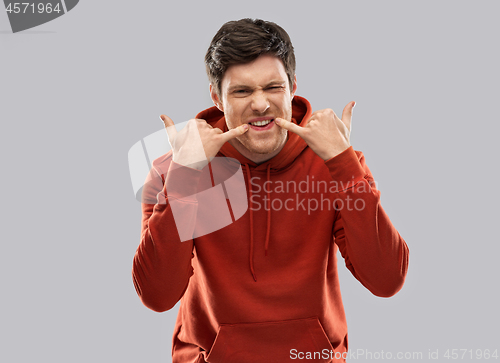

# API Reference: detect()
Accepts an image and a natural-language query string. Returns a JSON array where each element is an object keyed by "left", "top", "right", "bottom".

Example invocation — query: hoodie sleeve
[
  {"left": 132, "top": 158, "right": 201, "bottom": 312},
  {"left": 326, "top": 147, "right": 409, "bottom": 297}
]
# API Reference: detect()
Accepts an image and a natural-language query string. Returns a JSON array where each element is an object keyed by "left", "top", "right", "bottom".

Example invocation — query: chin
[
  {"left": 233, "top": 129, "right": 287, "bottom": 158},
  {"left": 244, "top": 138, "right": 286, "bottom": 155}
]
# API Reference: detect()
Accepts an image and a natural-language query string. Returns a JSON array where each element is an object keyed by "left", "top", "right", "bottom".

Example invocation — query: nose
[{"left": 250, "top": 90, "right": 270, "bottom": 114}]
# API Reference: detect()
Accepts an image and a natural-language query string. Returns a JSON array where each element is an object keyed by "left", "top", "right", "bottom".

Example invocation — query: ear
[
  {"left": 209, "top": 84, "right": 224, "bottom": 112},
  {"left": 291, "top": 74, "right": 297, "bottom": 99}
]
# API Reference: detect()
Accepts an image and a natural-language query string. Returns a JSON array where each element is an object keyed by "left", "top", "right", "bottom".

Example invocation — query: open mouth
[{"left": 249, "top": 119, "right": 273, "bottom": 127}]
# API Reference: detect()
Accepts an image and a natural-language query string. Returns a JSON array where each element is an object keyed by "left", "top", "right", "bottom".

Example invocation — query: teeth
[{"left": 250, "top": 119, "right": 272, "bottom": 126}]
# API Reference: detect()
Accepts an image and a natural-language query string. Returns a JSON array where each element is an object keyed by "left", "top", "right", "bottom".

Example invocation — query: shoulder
[
  {"left": 151, "top": 150, "right": 174, "bottom": 180},
  {"left": 353, "top": 149, "right": 365, "bottom": 163}
]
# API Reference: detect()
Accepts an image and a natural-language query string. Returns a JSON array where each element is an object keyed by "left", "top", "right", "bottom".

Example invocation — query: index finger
[
  {"left": 274, "top": 118, "right": 305, "bottom": 137},
  {"left": 219, "top": 124, "right": 249, "bottom": 144},
  {"left": 160, "top": 114, "right": 177, "bottom": 146}
]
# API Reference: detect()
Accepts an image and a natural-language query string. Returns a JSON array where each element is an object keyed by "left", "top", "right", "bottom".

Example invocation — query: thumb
[
  {"left": 160, "top": 114, "right": 178, "bottom": 146},
  {"left": 341, "top": 101, "right": 355, "bottom": 131}
]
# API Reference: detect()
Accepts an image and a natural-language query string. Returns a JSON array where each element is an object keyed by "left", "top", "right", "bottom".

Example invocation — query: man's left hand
[{"left": 275, "top": 101, "right": 355, "bottom": 161}]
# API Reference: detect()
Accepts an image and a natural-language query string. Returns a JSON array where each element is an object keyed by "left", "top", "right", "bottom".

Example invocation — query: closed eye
[{"left": 233, "top": 89, "right": 251, "bottom": 94}]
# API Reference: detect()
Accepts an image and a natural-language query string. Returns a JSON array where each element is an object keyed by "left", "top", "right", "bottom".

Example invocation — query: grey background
[{"left": 1, "top": 1, "right": 498, "bottom": 362}]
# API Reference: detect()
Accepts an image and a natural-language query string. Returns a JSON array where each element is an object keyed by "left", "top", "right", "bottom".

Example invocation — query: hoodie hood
[
  {"left": 195, "top": 96, "right": 313, "bottom": 282},
  {"left": 196, "top": 95, "right": 312, "bottom": 171}
]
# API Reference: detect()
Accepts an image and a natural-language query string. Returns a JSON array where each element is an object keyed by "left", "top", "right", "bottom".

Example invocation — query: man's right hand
[{"left": 160, "top": 115, "right": 249, "bottom": 170}]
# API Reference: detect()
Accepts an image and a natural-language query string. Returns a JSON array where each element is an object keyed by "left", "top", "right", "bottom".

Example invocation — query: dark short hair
[{"left": 205, "top": 18, "right": 296, "bottom": 98}]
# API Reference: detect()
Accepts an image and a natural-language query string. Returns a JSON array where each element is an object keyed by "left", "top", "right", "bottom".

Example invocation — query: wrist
[{"left": 320, "top": 145, "right": 350, "bottom": 161}]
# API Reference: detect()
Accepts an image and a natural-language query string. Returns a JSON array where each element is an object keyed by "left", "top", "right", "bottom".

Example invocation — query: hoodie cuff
[
  {"left": 325, "top": 146, "right": 367, "bottom": 192},
  {"left": 165, "top": 161, "right": 203, "bottom": 201}
]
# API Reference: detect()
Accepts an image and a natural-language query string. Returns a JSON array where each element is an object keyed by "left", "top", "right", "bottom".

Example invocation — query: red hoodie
[{"left": 132, "top": 96, "right": 409, "bottom": 363}]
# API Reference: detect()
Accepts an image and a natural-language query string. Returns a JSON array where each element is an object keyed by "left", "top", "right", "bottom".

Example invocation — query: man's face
[{"left": 210, "top": 54, "right": 297, "bottom": 162}]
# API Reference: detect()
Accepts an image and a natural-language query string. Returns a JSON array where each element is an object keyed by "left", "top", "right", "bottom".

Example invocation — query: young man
[{"left": 133, "top": 18, "right": 409, "bottom": 363}]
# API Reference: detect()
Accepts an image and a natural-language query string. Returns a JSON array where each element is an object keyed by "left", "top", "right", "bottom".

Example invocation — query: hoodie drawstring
[
  {"left": 244, "top": 163, "right": 272, "bottom": 282},
  {"left": 245, "top": 163, "right": 257, "bottom": 282},
  {"left": 264, "top": 164, "right": 271, "bottom": 256}
]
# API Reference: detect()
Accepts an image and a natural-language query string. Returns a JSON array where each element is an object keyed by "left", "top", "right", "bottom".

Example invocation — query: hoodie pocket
[{"left": 206, "top": 317, "right": 334, "bottom": 363}]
